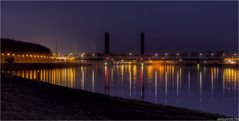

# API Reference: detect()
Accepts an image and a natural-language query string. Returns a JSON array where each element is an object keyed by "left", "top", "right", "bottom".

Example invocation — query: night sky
[{"left": 1, "top": 1, "right": 238, "bottom": 54}]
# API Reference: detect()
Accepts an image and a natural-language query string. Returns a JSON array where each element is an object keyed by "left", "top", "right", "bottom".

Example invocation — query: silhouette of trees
[{"left": 1, "top": 38, "right": 51, "bottom": 54}]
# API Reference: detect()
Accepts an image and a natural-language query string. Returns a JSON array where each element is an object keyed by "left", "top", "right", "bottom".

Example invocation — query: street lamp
[{"left": 155, "top": 53, "right": 158, "bottom": 57}]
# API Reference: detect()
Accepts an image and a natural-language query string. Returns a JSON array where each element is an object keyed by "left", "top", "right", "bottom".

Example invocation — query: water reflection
[{"left": 6, "top": 64, "right": 239, "bottom": 117}]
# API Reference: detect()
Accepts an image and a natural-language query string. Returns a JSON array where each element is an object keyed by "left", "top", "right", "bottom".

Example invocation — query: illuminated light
[
  {"left": 81, "top": 53, "right": 85, "bottom": 58},
  {"left": 92, "top": 53, "right": 95, "bottom": 56},
  {"left": 179, "top": 59, "right": 182, "bottom": 61},
  {"left": 121, "top": 59, "right": 124, "bottom": 62},
  {"left": 30, "top": 55, "right": 32, "bottom": 57},
  {"left": 223, "top": 53, "right": 226, "bottom": 56},
  {"left": 165, "top": 53, "right": 168, "bottom": 56},
  {"left": 1, "top": 53, "right": 4, "bottom": 56},
  {"left": 43, "top": 56, "right": 46, "bottom": 58},
  {"left": 141, "top": 63, "right": 144, "bottom": 67},
  {"left": 7, "top": 53, "right": 10, "bottom": 56},
  {"left": 234, "top": 53, "right": 237, "bottom": 56},
  {"left": 197, "top": 64, "right": 200, "bottom": 70},
  {"left": 129, "top": 52, "right": 132, "bottom": 56},
  {"left": 22, "top": 55, "right": 25, "bottom": 57},
  {"left": 104, "top": 62, "right": 107, "bottom": 66},
  {"left": 40, "top": 56, "right": 43, "bottom": 58},
  {"left": 37, "top": 55, "right": 40, "bottom": 57},
  {"left": 155, "top": 53, "right": 158, "bottom": 56},
  {"left": 17, "top": 55, "right": 20, "bottom": 57},
  {"left": 12, "top": 54, "right": 15, "bottom": 56},
  {"left": 26, "top": 54, "right": 29, "bottom": 57},
  {"left": 228, "top": 60, "right": 236, "bottom": 64},
  {"left": 34, "top": 55, "right": 36, "bottom": 57},
  {"left": 211, "top": 53, "right": 214, "bottom": 56},
  {"left": 111, "top": 58, "right": 114, "bottom": 61},
  {"left": 199, "top": 53, "right": 202, "bottom": 56},
  {"left": 177, "top": 53, "right": 180, "bottom": 56}
]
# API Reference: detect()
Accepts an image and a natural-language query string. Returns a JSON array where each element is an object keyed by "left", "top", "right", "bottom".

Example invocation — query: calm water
[{"left": 6, "top": 63, "right": 239, "bottom": 117}]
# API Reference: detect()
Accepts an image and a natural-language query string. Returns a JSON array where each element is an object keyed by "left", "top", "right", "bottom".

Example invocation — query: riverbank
[{"left": 1, "top": 73, "right": 225, "bottom": 120}]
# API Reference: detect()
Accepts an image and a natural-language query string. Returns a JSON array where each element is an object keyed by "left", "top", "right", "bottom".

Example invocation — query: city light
[{"left": 81, "top": 53, "right": 85, "bottom": 58}]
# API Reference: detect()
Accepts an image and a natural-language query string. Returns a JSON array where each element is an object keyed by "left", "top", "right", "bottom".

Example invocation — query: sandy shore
[{"left": 1, "top": 73, "right": 225, "bottom": 120}]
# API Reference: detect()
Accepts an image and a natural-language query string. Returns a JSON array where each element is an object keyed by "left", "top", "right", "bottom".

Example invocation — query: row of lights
[
  {"left": 2, "top": 53, "right": 76, "bottom": 61},
  {"left": 1, "top": 53, "right": 49, "bottom": 58},
  {"left": 128, "top": 52, "right": 237, "bottom": 56}
]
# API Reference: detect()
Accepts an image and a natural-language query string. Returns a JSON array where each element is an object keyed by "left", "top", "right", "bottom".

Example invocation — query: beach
[{"left": 1, "top": 73, "right": 225, "bottom": 120}]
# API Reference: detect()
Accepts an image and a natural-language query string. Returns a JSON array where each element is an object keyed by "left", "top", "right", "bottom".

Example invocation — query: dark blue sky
[{"left": 1, "top": 1, "right": 238, "bottom": 54}]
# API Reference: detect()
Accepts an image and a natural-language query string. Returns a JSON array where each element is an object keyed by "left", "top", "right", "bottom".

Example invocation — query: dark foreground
[{"left": 1, "top": 73, "right": 225, "bottom": 120}]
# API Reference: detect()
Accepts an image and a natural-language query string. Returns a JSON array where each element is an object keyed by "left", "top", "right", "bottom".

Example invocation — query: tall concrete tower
[
  {"left": 105, "top": 32, "right": 110, "bottom": 56},
  {"left": 140, "top": 32, "right": 145, "bottom": 56}
]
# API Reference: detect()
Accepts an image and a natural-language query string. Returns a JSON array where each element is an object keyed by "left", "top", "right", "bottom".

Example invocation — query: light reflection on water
[{"left": 6, "top": 64, "right": 239, "bottom": 117}]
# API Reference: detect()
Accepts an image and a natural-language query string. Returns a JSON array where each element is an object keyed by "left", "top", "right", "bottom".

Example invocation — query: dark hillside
[{"left": 1, "top": 38, "right": 51, "bottom": 54}]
